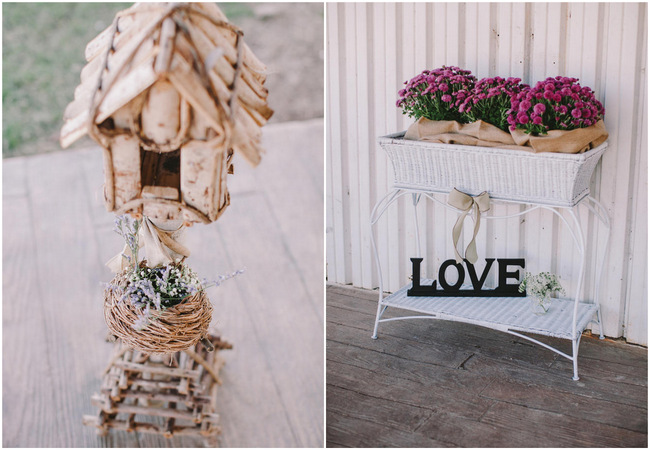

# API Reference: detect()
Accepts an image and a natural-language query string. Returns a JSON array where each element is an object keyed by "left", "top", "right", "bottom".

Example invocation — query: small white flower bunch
[{"left": 518, "top": 272, "right": 565, "bottom": 300}]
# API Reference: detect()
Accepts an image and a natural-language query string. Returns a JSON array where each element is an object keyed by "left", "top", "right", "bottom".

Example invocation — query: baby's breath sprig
[{"left": 518, "top": 272, "right": 565, "bottom": 299}]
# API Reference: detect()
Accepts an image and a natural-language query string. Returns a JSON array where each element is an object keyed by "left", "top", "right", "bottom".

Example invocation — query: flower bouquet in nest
[
  {"left": 104, "top": 215, "right": 242, "bottom": 354},
  {"left": 380, "top": 66, "right": 610, "bottom": 206}
]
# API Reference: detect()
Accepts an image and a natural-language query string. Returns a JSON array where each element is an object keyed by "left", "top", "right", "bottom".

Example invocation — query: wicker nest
[{"left": 104, "top": 272, "right": 213, "bottom": 354}]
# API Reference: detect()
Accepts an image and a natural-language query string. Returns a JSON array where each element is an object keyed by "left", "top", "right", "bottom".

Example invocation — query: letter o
[{"left": 438, "top": 260, "right": 465, "bottom": 291}]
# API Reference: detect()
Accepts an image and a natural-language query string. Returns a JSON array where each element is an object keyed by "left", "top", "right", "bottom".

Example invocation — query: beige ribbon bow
[
  {"left": 106, "top": 217, "right": 191, "bottom": 272},
  {"left": 448, "top": 188, "right": 490, "bottom": 264}
]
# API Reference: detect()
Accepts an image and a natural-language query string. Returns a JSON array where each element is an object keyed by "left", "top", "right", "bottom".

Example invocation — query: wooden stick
[
  {"left": 118, "top": 390, "right": 211, "bottom": 405},
  {"left": 163, "top": 402, "right": 176, "bottom": 438},
  {"left": 112, "top": 360, "right": 201, "bottom": 379},
  {"left": 91, "top": 400, "right": 219, "bottom": 423},
  {"left": 155, "top": 17, "right": 176, "bottom": 74},
  {"left": 83, "top": 416, "right": 219, "bottom": 438},
  {"left": 184, "top": 349, "right": 222, "bottom": 385}
]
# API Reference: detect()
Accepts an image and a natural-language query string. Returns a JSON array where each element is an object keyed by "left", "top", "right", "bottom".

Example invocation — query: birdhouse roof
[{"left": 60, "top": 2, "right": 273, "bottom": 166}]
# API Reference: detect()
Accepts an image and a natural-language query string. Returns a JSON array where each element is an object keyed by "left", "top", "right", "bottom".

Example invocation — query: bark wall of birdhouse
[
  {"left": 111, "top": 135, "right": 141, "bottom": 208},
  {"left": 180, "top": 141, "right": 229, "bottom": 221},
  {"left": 141, "top": 80, "right": 182, "bottom": 146}
]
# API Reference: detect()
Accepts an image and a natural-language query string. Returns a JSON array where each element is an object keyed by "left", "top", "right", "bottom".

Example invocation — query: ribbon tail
[
  {"left": 157, "top": 230, "right": 190, "bottom": 258},
  {"left": 451, "top": 210, "right": 470, "bottom": 264},
  {"left": 465, "top": 203, "right": 484, "bottom": 264},
  {"left": 141, "top": 217, "right": 176, "bottom": 268},
  {"left": 106, "top": 243, "right": 132, "bottom": 273}
]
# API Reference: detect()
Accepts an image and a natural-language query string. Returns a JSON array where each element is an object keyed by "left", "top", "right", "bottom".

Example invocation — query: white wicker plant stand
[{"left": 370, "top": 132, "right": 610, "bottom": 381}]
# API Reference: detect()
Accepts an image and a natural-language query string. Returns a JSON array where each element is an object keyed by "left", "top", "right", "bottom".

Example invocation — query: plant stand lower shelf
[{"left": 378, "top": 280, "right": 598, "bottom": 342}]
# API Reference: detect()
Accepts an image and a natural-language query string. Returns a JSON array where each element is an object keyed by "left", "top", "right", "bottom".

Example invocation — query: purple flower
[
  {"left": 532, "top": 116, "right": 543, "bottom": 125},
  {"left": 571, "top": 108, "right": 582, "bottom": 118},
  {"left": 517, "top": 112, "right": 529, "bottom": 124},
  {"left": 533, "top": 103, "right": 546, "bottom": 115},
  {"left": 397, "top": 66, "right": 477, "bottom": 121}
]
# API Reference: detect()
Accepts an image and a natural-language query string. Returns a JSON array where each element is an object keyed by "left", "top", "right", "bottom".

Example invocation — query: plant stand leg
[
  {"left": 597, "top": 306, "right": 605, "bottom": 340},
  {"left": 371, "top": 303, "right": 381, "bottom": 340},
  {"left": 572, "top": 337, "right": 580, "bottom": 381},
  {"left": 369, "top": 189, "right": 404, "bottom": 339}
]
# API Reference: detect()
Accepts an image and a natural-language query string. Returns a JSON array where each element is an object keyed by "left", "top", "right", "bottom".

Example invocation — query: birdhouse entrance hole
[{"left": 140, "top": 148, "right": 181, "bottom": 201}]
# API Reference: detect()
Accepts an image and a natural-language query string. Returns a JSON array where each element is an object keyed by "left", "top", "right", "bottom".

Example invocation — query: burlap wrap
[{"left": 405, "top": 118, "right": 608, "bottom": 154}]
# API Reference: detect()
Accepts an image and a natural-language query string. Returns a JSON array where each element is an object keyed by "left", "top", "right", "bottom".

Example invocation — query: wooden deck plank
[
  {"left": 2, "top": 196, "right": 61, "bottom": 447},
  {"left": 229, "top": 118, "right": 324, "bottom": 316},
  {"left": 327, "top": 403, "right": 453, "bottom": 447},
  {"left": 329, "top": 384, "right": 562, "bottom": 448},
  {"left": 479, "top": 376, "right": 647, "bottom": 433},
  {"left": 208, "top": 193, "right": 324, "bottom": 447},
  {"left": 478, "top": 401, "right": 647, "bottom": 447},
  {"left": 327, "top": 359, "right": 494, "bottom": 421},
  {"left": 327, "top": 284, "right": 648, "bottom": 448}
]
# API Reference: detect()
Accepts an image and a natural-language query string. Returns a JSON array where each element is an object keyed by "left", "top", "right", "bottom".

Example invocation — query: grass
[{"left": 2, "top": 2, "right": 254, "bottom": 158}]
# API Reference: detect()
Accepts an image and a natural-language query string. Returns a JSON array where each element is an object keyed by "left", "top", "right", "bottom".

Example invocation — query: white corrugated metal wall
[{"left": 326, "top": 2, "right": 648, "bottom": 345}]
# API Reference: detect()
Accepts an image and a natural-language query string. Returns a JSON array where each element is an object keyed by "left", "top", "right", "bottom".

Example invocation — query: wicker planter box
[{"left": 379, "top": 131, "right": 608, "bottom": 207}]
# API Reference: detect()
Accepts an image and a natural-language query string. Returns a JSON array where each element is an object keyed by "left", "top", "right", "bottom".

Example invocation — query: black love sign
[{"left": 407, "top": 257, "right": 526, "bottom": 297}]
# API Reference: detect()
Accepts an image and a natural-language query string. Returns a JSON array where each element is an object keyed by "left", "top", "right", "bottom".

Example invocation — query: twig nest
[{"left": 104, "top": 270, "right": 213, "bottom": 354}]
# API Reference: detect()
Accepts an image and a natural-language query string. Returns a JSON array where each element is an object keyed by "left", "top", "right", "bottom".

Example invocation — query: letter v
[{"left": 465, "top": 258, "right": 495, "bottom": 290}]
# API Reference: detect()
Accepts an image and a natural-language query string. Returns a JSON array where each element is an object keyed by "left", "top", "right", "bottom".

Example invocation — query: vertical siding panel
[
  {"left": 327, "top": 3, "right": 347, "bottom": 282},
  {"left": 385, "top": 2, "right": 401, "bottom": 292},
  {"left": 413, "top": 2, "right": 429, "bottom": 280},
  {"left": 600, "top": 3, "right": 638, "bottom": 335},
  {"left": 476, "top": 3, "right": 492, "bottom": 77},
  {"left": 464, "top": 3, "right": 479, "bottom": 75},
  {"left": 398, "top": 3, "right": 416, "bottom": 292},
  {"left": 622, "top": 3, "right": 647, "bottom": 344},
  {"left": 626, "top": 85, "right": 648, "bottom": 344},
  {"left": 371, "top": 3, "right": 389, "bottom": 291},
  {"left": 342, "top": 4, "right": 362, "bottom": 287},
  {"left": 326, "top": 2, "right": 647, "bottom": 341},
  {"left": 625, "top": 11, "right": 647, "bottom": 342},
  {"left": 354, "top": 3, "right": 373, "bottom": 289},
  {"left": 433, "top": 4, "right": 447, "bottom": 67}
]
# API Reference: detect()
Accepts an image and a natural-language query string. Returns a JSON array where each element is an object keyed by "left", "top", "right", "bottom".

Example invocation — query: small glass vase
[{"left": 530, "top": 294, "right": 551, "bottom": 315}]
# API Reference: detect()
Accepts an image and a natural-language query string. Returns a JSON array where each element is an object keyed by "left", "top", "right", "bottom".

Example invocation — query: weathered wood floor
[
  {"left": 3, "top": 119, "right": 324, "bottom": 448},
  {"left": 327, "top": 283, "right": 648, "bottom": 448}
]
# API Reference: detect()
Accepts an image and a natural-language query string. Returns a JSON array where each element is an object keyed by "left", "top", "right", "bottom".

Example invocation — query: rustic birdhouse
[{"left": 60, "top": 2, "right": 273, "bottom": 223}]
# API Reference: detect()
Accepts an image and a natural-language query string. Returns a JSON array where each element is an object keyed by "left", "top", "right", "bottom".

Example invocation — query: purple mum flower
[{"left": 533, "top": 103, "right": 546, "bottom": 115}]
